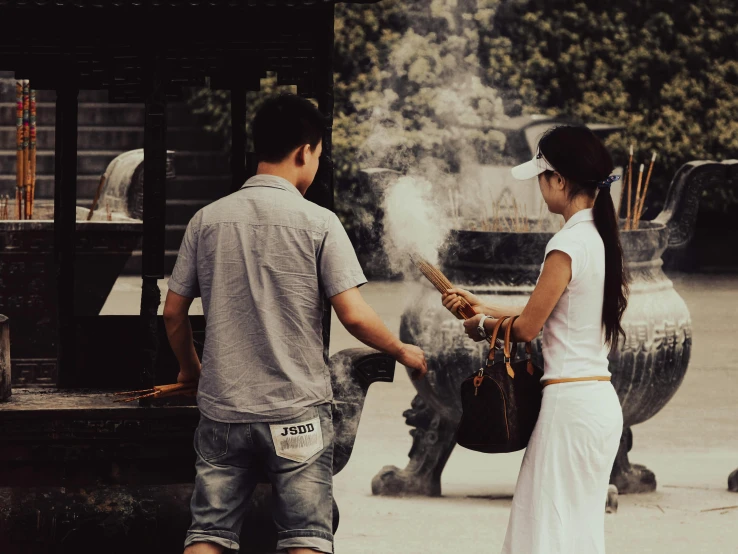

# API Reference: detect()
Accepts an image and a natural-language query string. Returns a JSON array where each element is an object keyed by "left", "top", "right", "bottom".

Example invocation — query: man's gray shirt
[{"left": 168, "top": 174, "right": 367, "bottom": 423}]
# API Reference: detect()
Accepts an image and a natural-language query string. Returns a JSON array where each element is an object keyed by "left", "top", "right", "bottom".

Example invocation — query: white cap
[{"left": 511, "top": 147, "right": 555, "bottom": 180}]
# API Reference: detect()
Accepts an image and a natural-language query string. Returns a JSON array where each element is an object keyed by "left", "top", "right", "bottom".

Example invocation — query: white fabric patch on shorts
[{"left": 269, "top": 416, "right": 324, "bottom": 463}]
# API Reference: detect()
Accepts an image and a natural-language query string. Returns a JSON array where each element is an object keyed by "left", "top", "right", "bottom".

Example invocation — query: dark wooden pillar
[
  {"left": 140, "top": 57, "right": 168, "bottom": 391},
  {"left": 310, "top": 7, "right": 336, "bottom": 363},
  {"left": 308, "top": 7, "right": 336, "bottom": 214},
  {"left": 231, "top": 85, "right": 247, "bottom": 192},
  {"left": 54, "top": 73, "right": 79, "bottom": 387}
]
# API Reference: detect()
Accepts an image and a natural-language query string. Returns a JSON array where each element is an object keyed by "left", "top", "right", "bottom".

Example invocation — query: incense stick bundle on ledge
[
  {"left": 113, "top": 382, "right": 197, "bottom": 403},
  {"left": 21, "top": 81, "right": 29, "bottom": 220},
  {"left": 15, "top": 82, "right": 23, "bottom": 220},
  {"left": 633, "top": 152, "right": 657, "bottom": 229},
  {"left": 409, "top": 253, "right": 477, "bottom": 320},
  {"left": 28, "top": 87, "right": 37, "bottom": 219}
]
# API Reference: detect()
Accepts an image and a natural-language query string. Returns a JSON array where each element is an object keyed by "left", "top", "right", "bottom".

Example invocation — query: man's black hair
[{"left": 252, "top": 93, "right": 327, "bottom": 163}]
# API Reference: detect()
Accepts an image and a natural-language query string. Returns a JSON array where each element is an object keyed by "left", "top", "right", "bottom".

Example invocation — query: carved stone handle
[
  {"left": 329, "top": 348, "right": 395, "bottom": 476},
  {"left": 654, "top": 161, "right": 736, "bottom": 249}
]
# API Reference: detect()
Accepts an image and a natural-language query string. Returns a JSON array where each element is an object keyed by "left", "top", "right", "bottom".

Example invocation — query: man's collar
[{"left": 240, "top": 174, "right": 303, "bottom": 197}]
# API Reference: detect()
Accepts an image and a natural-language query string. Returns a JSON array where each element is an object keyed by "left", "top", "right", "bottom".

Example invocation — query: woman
[{"left": 443, "top": 125, "right": 627, "bottom": 554}]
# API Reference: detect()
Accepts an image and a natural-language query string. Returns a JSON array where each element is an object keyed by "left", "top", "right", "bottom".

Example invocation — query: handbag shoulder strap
[
  {"left": 486, "top": 316, "right": 509, "bottom": 367},
  {"left": 503, "top": 316, "right": 535, "bottom": 377},
  {"left": 502, "top": 316, "right": 517, "bottom": 378}
]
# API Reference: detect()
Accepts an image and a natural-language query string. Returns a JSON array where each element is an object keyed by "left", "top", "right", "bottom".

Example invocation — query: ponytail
[
  {"left": 593, "top": 186, "right": 629, "bottom": 348},
  {"left": 538, "top": 125, "right": 630, "bottom": 348}
]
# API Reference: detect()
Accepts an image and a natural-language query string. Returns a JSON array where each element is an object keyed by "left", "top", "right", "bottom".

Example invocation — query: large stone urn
[{"left": 372, "top": 161, "right": 734, "bottom": 497}]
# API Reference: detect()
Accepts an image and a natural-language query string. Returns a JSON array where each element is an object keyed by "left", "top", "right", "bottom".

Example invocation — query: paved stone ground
[{"left": 102, "top": 274, "right": 738, "bottom": 553}]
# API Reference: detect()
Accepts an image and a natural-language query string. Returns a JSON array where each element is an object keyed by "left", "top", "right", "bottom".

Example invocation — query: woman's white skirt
[{"left": 501, "top": 380, "right": 623, "bottom": 554}]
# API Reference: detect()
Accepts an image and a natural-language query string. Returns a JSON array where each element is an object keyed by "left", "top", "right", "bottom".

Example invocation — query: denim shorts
[{"left": 184, "top": 403, "right": 335, "bottom": 553}]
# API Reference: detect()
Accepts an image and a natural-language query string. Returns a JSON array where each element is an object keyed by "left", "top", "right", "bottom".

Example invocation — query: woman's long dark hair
[{"left": 539, "top": 125, "right": 629, "bottom": 348}]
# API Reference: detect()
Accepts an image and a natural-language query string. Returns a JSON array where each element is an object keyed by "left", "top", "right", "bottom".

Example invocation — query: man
[{"left": 163, "top": 93, "right": 427, "bottom": 554}]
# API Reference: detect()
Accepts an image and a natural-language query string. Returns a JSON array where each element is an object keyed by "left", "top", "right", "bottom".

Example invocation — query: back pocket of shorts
[
  {"left": 269, "top": 416, "right": 324, "bottom": 463},
  {"left": 196, "top": 417, "right": 230, "bottom": 461}
]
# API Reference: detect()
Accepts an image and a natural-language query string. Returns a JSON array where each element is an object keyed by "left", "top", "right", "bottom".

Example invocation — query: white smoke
[{"left": 381, "top": 175, "right": 451, "bottom": 271}]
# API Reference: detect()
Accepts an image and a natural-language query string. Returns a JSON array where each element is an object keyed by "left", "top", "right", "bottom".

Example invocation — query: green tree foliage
[
  {"left": 335, "top": 0, "right": 506, "bottom": 176},
  {"left": 483, "top": 0, "right": 738, "bottom": 212}
]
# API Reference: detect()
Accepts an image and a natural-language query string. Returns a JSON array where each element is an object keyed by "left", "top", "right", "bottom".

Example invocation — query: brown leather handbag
[{"left": 456, "top": 315, "right": 544, "bottom": 453}]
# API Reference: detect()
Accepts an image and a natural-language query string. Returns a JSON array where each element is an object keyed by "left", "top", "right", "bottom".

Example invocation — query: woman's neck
[{"left": 562, "top": 196, "right": 595, "bottom": 223}]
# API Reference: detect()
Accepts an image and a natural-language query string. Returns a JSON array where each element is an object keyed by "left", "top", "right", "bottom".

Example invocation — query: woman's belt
[{"left": 541, "top": 376, "right": 612, "bottom": 388}]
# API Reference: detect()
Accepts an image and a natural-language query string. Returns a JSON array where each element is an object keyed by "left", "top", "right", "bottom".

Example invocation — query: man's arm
[
  {"left": 329, "top": 287, "right": 427, "bottom": 380},
  {"left": 163, "top": 289, "right": 201, "bottom": 383}
]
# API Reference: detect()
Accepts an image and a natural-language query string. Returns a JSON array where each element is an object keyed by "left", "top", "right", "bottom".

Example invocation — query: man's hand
[
  {"left": 331, "top": 288, "right": 428, "bottom": 381},
  {"left": 177, "top": 363, "right": 201, "bottom": 385},
  {"left": 396, "top": 344, "right": 428, "bottom": 381}
]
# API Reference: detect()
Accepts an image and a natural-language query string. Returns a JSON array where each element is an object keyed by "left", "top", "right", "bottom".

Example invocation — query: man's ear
[{"left": 295, "top": 144, "right": 309, "bottom": 167}]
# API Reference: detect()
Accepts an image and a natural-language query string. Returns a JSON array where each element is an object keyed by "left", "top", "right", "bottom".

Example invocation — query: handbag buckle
[
  {"left": 474, "top": 368, "right": 484, "bottom": 396},
  {"left": 503, "top": 356, "right": 511, "bottom": 364}
]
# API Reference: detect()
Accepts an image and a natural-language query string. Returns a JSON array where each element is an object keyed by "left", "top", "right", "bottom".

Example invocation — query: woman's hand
[
  {"left": 462, "top": 314, "right": 490, "bottom": 342},
  {"left": 442, "top": 288, "right": 485, "bottom": 320}
]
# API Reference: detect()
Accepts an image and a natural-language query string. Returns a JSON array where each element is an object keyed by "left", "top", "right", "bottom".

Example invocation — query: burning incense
[
  {"left": 28, "top": 88, "right": 37, "bottom": 219},
  {"left": 15, "top": 82, "right": 23, "bottom": 220},
  {"left": 625, "top": 144, "right": 633, "bottom": 229},
  {"left": 523, "top": 204, "right": 530, "bottom": 232},
  {"left": 22, "top": 81, "right": 30, "bottom": 220},
  {"left": 447, "top": 189, "right": 457, "bottom": 224},
  {"left": 634, "top": 152, "right": 657, "bottom": 229},
  {"left": 409, "top": 253, "right": 478, "bottom": 320},
  {"left": 87, "top": 173, "right": 107, "bottom": 220},
  {"left": 113, "top": 382, "right": 198, "bottom": 403},
  {"left": 630, "top": 163, "right": 644, "bottom": 230}
]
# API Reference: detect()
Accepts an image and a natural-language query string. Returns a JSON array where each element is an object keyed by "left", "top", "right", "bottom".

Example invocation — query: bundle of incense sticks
[
  {"left": 482, "top": 198, "right": 531, "bottom": 232},
  {"left": 409, "top": 253, "right": 477, "bottom": 320},
  {"left": 113, "top": 382, "right": 198, "bottom": 403},
  {"left": 14, "top": 81, "right": 37, "bottom": 220},
  {"left": 27, "top": 88, "right": 37, "bottom": 219},
  {"left": 633, "top": 152, "right": 657, "bottom": 229},
  {"left": 622, "top": 147, "right": 657, "bottom": 230},
  {"left": 87, "top": 173, "right": 108, "bottom": 220},
  {"left": 15, "top": 82, "right": 23, "bottom": 219},
  {"left": 22, "top": 81, "right": 29, "bottom": 217},
  {"left": 0, "top": 196, "right": 9, "bottom": 220}
]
